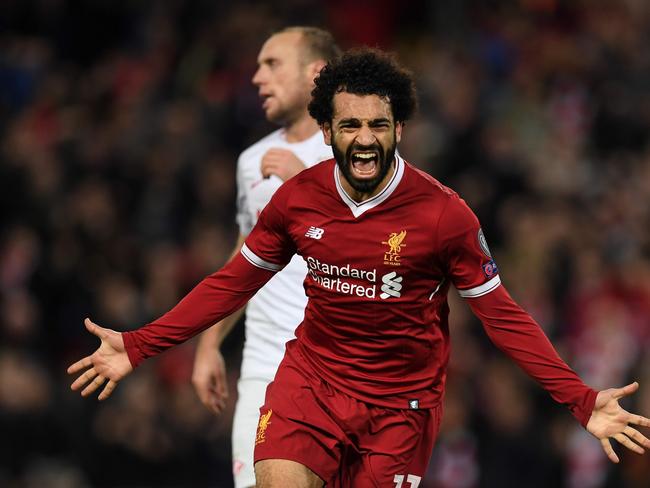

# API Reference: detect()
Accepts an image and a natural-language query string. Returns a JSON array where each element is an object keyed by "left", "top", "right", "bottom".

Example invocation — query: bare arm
[{"left": 192, "top": 234, "right": 246, "bottom": 414}]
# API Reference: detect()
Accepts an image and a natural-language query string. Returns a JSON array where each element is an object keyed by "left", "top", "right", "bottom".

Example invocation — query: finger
[
  {"left": 614, "top": 433, "right": 645, "bottom": 455},
  {"left": 98, "top": 380, "right": 118, "bottom": 401},
  {"left": 213, "top": 397, "right": 226, "bottom": 415},
  {"left": 197, "top": 386, "right": 218, "bottom": 411},
  {"left": 81, "top": 375, "right": 106, "bottom": 397},
  {"left": 200, "top": 391, "right": 220, "bottom": 415},
  {"left": 196, "top": 386, "right": 210, "bottom": 407},
  {"left": 624, "top": 426, "right": 650, "bottom": 449},
  {"left": 613, "top": 381, "right": 639, "bottom": 400},
  {"left": 600, "top": 438, "right": 619, "bottom": 463},
  {"left": 85, "top": 317, "right": 106, "bottom": 340},
  {"left": 217, "top": 371, "right": 228, "bottom": 399},
  {"left": 628, "top": 413, "right": 650, "bottom": 428},
  {"left": 71, "top": 368, "right": 98, "bottom": 391},
  {"left": 211, "top": 401, "right": 222, "bottom": 415},
  {"left": 262, "top": 160, "right": 280, "bottom": 171},
  {"left": 67, "top": 356, "right": 93, "bottom": 375}
]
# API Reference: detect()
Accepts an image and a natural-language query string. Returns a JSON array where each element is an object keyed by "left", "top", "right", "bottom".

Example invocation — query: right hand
[
  {"left": 192, "top": 344, "right": 229, "bottom": 415},
  {"left": 260, "top": 148, "right": 306, "bottom": 181},
  {"left": 67, "top": 318, "right": 133, "bottom": 400}
]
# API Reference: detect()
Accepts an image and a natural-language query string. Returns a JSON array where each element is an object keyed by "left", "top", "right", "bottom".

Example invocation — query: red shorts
[{"left": 253, "top": 349, "right": 442, "bottom": 487}]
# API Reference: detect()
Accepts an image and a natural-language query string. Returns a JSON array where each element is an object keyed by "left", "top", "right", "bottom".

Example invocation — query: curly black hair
[{"left": 308, "top": 48, "right": 417, "bottom": 125}]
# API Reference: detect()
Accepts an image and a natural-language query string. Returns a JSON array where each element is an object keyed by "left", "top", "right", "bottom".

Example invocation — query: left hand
[
  {"left": 260, "top": 148, "right": 306, "bottom": 181},
  {"left": 586, "top": 381, "right": 650, "bottom": 463}
]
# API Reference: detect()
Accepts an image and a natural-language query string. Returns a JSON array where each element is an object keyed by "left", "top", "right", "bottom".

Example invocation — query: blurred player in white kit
[{"left": 190, "top": 26, "right": 340, "bottom": 488}]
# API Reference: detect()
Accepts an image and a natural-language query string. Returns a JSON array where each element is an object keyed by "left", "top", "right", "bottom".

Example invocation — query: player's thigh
[
  {"left": 232, "top": 377, "right": 270, "bottom": 488},
  {"left": 255, "top": 459, "right": 324, "bottom": 488},
  {"left": 353, "top": 404, "right": 442, "bottom": 487},
  {"left": 253, "top": 357, "right": 343, "bottom": 483}
]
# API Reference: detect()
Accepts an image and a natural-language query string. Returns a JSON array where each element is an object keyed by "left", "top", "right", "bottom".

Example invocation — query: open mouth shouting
[
  {"left": 334, "top": 141, "right": 394, "bottom": 195},
  {"left": 351, "top": 150, "right": 380, "bottom": 179}
]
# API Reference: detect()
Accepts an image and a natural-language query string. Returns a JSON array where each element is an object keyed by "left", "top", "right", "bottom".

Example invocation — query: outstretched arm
[
  {"left": 69, "top": 173, "right": 297, "bottom": 401},
  {"left": 467, "top": 284, "right": 597, "bottom": 426},
  {"left": 68, "top": 251, "right": 277, "bottom": 400},
  {"left": 122, "top": 251, "right": 277, "bottom": 368},
  {"left": 467, "top": 284, "right": 650, "bottom": 462}
]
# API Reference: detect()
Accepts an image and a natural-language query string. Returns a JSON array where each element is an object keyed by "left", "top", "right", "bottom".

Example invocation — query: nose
[
  {"left": 252, "top": 66, "right": 265, "bottom": 86},
  {"left": 355, "top": 124, "right": 376, "bottom": 146}
]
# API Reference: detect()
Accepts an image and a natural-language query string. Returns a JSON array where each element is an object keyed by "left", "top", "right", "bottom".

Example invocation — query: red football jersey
[
  {"left": 124, "top": 156, "right": 596, "bottom": 424},
  {"left": 242, "top": 155, "right": 497, "bottom": 409}
]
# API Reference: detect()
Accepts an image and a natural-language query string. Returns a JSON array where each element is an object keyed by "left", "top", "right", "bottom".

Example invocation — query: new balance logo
[
  {"left": 380, "top": 271, "right": 403, "bottom": 299},
  {"left": 305, "top": 226, "right": 325, "bottom": 239}
]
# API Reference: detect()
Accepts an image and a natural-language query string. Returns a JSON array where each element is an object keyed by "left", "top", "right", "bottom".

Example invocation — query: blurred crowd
[{"left": 1, "top": 1, "right": 649, "bottom": 487}]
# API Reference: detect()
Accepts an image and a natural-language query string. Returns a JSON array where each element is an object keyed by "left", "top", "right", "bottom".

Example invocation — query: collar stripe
[{"left": 334, "top": 155, "right": 405, "bottom": 218}]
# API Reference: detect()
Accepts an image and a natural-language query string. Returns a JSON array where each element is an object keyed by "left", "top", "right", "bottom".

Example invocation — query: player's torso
[
  {"left": 285, "top": 158, "right": 450, "bottom": 366},
  {"left": 297, "top": 200, "right": 442, "bottom": 310}
]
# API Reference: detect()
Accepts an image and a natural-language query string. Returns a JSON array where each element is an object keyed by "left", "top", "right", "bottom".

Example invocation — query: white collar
[{"left": 334, "top": 154, "right": 405, "bottom": 218}]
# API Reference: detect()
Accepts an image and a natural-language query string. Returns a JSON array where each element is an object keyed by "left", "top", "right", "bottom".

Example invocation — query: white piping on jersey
[
  {"left": 429, "top": 278, "right": 446, "bottom": 300},
  {"left": 457, "top": 275, "right": 501, "bottom": 298},
  {"left": 334, "top": 155, "right": 405, "bottom": 218},
  {"left": 241, "top": 243, "right": 283, "bottom": 272}
]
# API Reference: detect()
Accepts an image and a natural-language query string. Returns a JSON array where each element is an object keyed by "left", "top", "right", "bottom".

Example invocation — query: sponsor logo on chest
[{"left": 302, "top": 226, "right": 409, "bottom": 300}]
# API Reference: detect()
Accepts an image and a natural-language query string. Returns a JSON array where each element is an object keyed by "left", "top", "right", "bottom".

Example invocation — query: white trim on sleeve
[
  {"left": 457, "top": 275, "right": 501, "bottom": 298},
  {"left": 240, "top": 244, "right": 283, "bottom": 272}
]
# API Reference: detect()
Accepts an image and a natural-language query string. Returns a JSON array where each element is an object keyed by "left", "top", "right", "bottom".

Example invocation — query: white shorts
[{"left": 231, "top": 377, "right": 270, "bottom": 488}]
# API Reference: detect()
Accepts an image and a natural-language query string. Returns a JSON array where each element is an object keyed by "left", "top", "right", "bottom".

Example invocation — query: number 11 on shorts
[{"left": 393, "top": 473, "right": 421, "bottom": 487}]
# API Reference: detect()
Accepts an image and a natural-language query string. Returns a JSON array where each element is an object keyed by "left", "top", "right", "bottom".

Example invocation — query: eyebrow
[
  {"left": 337, "top": 117, "right": 391, "bottom": 126},
  {"left": 258, "top": 56, "right": 279, "bottom": 66}
]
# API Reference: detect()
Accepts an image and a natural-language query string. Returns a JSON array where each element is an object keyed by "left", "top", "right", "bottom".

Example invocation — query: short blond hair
[{"left": 275, "top": 26, "right": 341, "bottom": 64}]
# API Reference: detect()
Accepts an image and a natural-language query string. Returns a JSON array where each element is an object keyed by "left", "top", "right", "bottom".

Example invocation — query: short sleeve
[
  {"left": 235, "top": 155, "right": 254, "bottom": 236},
  {"left": 241, "top": 181, "right": 297, "bottom": 272},
  {"left": 438, "top": 195, "right": 500, "bottom": 298}
]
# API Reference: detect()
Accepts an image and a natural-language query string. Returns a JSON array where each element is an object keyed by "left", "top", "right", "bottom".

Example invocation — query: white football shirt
[{"left": 235, "top": 128, "right": 332, "bottom": 380}]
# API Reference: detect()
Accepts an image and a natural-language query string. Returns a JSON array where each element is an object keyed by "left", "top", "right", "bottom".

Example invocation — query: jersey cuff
[
  {"left": 458, "top": 275, "right": 501, "bottom": 298},
  {"left": 241, "top": 243, "right": 284, "bottom": 272}
]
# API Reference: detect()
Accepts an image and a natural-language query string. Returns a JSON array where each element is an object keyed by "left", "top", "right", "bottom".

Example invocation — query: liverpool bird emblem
[
  {"left": 382, "top": 230, "right": 406, "bottom": 266},
  {"left": 255, "top": 409, "right": 273, "bottom": 445},
  {"left": 384, "top": 230, "right": 407, "bottom": 253}
]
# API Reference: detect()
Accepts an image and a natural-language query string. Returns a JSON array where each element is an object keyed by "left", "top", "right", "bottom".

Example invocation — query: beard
[{"left": 332, "top": 132, "right": 397, "bottom": 194}]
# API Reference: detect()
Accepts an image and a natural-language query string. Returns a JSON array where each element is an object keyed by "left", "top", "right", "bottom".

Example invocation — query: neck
[
  {"left": 339, "top": 158, "right": 397, "bottom": 203},
  {"left": 283, "top": 111, "right": 320, "bottom": 143}
]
